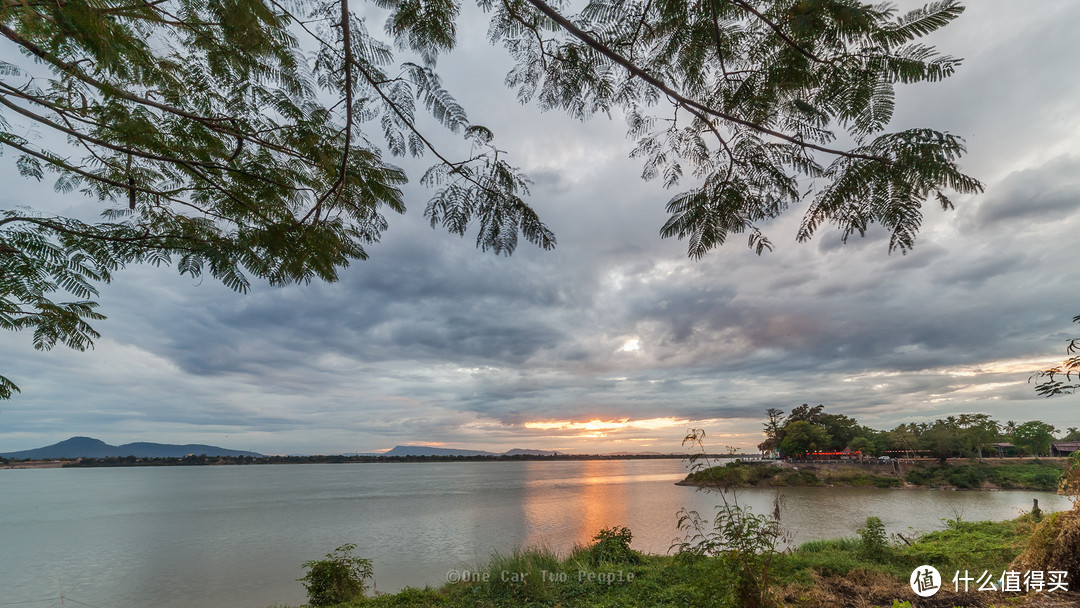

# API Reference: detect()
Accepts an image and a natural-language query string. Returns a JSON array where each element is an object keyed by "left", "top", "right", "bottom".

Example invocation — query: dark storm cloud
[
  {"left": 138, "top": 245, "right": 575, "bottom": 378},
  {"left": 963, "top": 157, "right": 1080, "bottom": 231}
]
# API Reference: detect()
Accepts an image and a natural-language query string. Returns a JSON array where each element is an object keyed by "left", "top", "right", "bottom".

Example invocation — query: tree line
[{"left": 759, "top": 404, "right": 1076, "bottom": 461}]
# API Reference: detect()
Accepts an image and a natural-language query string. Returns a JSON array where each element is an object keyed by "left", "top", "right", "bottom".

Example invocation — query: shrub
[
  {"left": 873, "top": 476, "right": 902, "bottom": 488},
  {"left": 674, "top": 502, "right": 785, "bottom": 608},
  {"left": 858, "top": 516, "right": 889, "bottom": 560},
  {"left": 904, "top": 467, "right": 934, "bottom": 486},
  {"left": 678, "top": 428, "right": 786, "bottom": 607},
  {"left": 1011, "top": 510, "right": 1080, "bottom": 587},
  {"left": 944, "top": 465, "right": 986, "bottom": 488},
  {"left": 299, "top": 543, "right": 373, "bottom": 606},
  {"left": 1058, "top": 452, "right": 1080, "bottom": 506},
  {"left": 588, "top": 526, "right": 641, "bottom": 565}
]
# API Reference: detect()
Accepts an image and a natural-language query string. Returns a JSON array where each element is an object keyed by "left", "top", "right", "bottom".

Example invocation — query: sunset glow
[{"left": 524, "top": 417, "right": 689, "bottom": 433}]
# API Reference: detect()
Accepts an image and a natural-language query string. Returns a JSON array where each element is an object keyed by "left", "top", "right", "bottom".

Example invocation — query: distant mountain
[
  {"left": 381, "top": 445, "right": 498, "bottom": 457},
  {"left": 113, "top": 442, "right": 262, "bottom": 458},
  {"left": 0, "top": 436, "right": 262, "bottom": 459},
  {"left": 378, "top": 445, "right": 562, "bottom": 457}
]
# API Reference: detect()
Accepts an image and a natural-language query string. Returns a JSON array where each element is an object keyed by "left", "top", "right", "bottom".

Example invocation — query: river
[{"left": 0, "top": 459, "right": 1069, "bottom": 608}]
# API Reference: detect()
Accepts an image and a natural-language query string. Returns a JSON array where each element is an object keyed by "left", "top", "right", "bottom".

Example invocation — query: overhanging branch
[{"left": 521, "top": 0, "right": 892, "bottom": 166}]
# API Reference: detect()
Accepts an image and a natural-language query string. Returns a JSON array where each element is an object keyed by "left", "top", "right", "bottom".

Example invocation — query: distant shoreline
[
  {"left": 2, "top": 453, "right": 724, "bottom": 469},
  {"left": 1, "top": 460, "right": 65, "bottom": 469}
]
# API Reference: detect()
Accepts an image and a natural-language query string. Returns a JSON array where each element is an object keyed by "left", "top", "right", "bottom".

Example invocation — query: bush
[
  {"left": 1011, "top": 510, "right": 1080, "bottom": 587},
  {"left": 1061, "top": 452, "right": 1080, "bottom": 506},
  {"left": 299, "top": 543, "right": 373, "bottom": 606},
  {"left": 872, "top": 476, "right": 902, "bottom": 488},
  {"left": 858, "top": 517, "right": 889, "bottom": 559},
  {"left": 944, "top": 467, "right": 978, "bottom": 488},
  {"left": 674, "top": 502, "right": 785, "bottom": 608},
  {"left": 903, "top": 467, "right": 934, "bottom": 486},
  {"left": 588, "top": 526, "right": 641, "bottom": 565}
]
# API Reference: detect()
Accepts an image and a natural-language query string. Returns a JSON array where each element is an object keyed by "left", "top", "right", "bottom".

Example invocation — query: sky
[{"left": 1, "top": 1, "right": 1079, "bottom": 455}]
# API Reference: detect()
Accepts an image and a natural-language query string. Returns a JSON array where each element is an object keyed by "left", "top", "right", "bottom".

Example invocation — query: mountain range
[
  {"left": 0, "top": 438, "right": 565, "bottom": 459},
  {"left": 0, "top": 436, "right": 263, "bottom": 459},
  {"left": 379, "top": 445, "right": 560, "bottom": 457}
]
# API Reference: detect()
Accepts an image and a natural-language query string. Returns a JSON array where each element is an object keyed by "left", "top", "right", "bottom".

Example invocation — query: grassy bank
[
  {"left": 290, "top": 513, "right": 1078, "bottom": 608},
  {"left": 680, "top": 461, "right": 903, "bottom": 488},
  {"left": 903, "top": 461, "right": 1065, "bottom": 491},
  {"left": 679, "top": 460, "right": 1066, "bottom": 491}
]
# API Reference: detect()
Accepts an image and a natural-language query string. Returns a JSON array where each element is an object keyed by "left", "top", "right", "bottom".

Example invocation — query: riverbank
[
  {"left": 287, "top": 513, "right": 1078, "bottom": 608},
  {"left": 1, "top": 460, "right": 65, "bottom": 469},
  {"left": 677, "top": 459, "right": 1067, "bottom": 491}
]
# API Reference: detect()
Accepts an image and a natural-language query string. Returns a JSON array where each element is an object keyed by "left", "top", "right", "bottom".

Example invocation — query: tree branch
[
  {"left": 0, "top": 215, "right": 209, "bottom": 249},
  {"left": 0, "top": 22, "right": 319, "bottom": 164},
  {"left": 520, "top": 0, "right": 891, "bottom": 165},
  {"left": 0, "top": 90, "right": 312, "bottom": 196},
  {"left": 729, "top": 0, "right": 831, "bottom": 65}
]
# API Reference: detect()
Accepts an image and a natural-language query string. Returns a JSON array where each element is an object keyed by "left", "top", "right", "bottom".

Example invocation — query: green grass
[
  {"left": 289, "top": 515, "right": 1043, "bottom": 608},
  {"left": 904, "top": 461, "right": 1065, "bottom": 490},
  {"left": 778, "top": 515, "right": 1037, "bottom": 583},
  {"left": 684, "top": 462, "right": 902, "bottom": 488},
  {"left": 684, "top": 460, "right": 1064, "bottom": 491},
  {"left": 684, "top": 462, "right": 791, "bottom": 486},
  {"left": 355, "top": 552, "right": 740, "bottom": 608}
]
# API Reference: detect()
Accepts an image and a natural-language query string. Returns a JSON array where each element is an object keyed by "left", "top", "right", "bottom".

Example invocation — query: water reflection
[
  {"left": 1, "top": 460, "right": 1071, "bottom": 608},
  {"left": 521, "top": 460, "right": 638, "bottom": 549}
]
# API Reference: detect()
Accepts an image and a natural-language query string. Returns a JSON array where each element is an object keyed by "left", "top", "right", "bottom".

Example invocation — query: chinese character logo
[{"left": 910, "top": 565, "right": 942, "bottom": 597}]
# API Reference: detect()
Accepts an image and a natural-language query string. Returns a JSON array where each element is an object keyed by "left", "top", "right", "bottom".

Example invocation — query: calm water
[{"left": 0, "top": 460, "right": 1070, "bottom": 608}]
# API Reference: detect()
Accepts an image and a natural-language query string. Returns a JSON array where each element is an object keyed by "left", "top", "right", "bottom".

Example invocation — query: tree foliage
[
  {"left": 957, "top": 412, "right": 998, "bottom": 461},
  {"left": 1, "top": 0, "right": 981, "bottom": 396},
  {"left": 1011, "top": 420, "right": 1057, "bottom": 458},
  {"left": 1060, "top": 452, "right": 1080, "bottom": 509},
  {"left": 777, "top": 419, "right": 830, "bottom": 456},
  {"left": 757, "top": 407, "right": 785, "bottom": 455},
  {"left": 1031, "top": 315, "right": 1080, "bottom": 398},
  {"left": 759, "top": 406, "right": 1071, "bottom": 462}
]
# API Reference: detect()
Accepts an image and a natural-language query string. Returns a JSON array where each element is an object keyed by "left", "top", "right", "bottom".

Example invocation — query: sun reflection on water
[{"left": 519, "top": 460, "right": 674, "bottom": 550}]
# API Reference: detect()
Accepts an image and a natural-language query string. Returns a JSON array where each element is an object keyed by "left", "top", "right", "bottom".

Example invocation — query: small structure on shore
[
  {"left": 797, "top": 447, "right": 863, "bottom": 462},
  {"left": 992, "top": 442, "right": 1017, "bottom": 458},
  {"left": 1051, "top": 442, "right": 1080, "bottom": 457}
]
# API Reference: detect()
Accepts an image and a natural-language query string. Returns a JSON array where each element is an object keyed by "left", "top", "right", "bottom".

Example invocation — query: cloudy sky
[{"left": 2, "top": 1, "right": 1078, "bottom": 455}]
